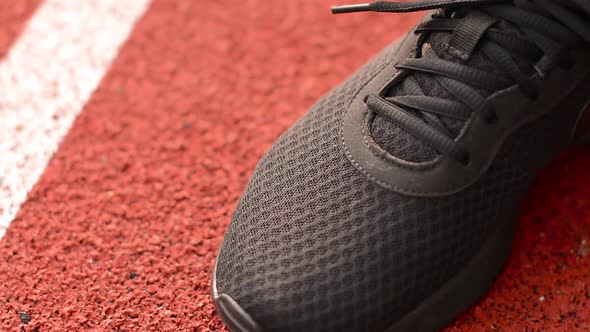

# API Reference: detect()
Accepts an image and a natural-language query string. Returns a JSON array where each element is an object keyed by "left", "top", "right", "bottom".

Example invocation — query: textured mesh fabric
[{"left": 213, "top": 35, "right": 553, "bottom": 331}]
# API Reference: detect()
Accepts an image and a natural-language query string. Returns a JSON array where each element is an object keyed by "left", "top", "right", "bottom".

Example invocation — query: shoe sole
[{"left": 211, "top": 207, "right": 518, "bottom": 332}]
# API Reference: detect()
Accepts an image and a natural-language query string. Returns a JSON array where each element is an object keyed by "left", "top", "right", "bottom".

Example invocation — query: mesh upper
[{"left": 215, "top": 36, "right": 547, "bottom": 331}]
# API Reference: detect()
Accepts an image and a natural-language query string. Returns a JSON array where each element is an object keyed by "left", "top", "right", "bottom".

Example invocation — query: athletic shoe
[{"left": 212, "top": 1, "right": 590, "bottom": 331}]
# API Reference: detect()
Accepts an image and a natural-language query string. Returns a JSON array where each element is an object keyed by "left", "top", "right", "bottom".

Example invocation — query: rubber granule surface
[
  {"left": 1, "top": 1, "right": 589, "bottom": 331},
  {"left": 0, "top": 0, "right": 41, "bottom": 58}
]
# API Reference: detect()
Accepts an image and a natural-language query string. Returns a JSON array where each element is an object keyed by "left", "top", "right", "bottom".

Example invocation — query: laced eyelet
[
  {"left": 529, "top": 90, "right": 540, "bottom": 101},
  {"left": 458, "top": 151, "right": 471, "bottom": 166},
  {"left": 484, "top": 110, "right": 498, "bottom": 124},
  {"left": 561, "top": 56, "right": 575, "bottom": 71},
  {"left": 522, "top": 85, "right": 540, "bottom": 101}
]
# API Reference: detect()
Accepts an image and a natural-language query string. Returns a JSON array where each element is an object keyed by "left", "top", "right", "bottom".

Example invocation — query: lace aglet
[{"left": 331, "top": 3, "right": 372, "bottom": 14}]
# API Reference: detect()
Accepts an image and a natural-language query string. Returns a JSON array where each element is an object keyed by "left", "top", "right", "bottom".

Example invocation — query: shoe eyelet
[
  {"left": 363, "top": 95, "right": 370, "bottom": 103},
  {"left": 523, "top": 86, "right": 540, "bottom": 102},
  {"left": 485, "top": 111, "right": 498, "bottom": 124},
  {"left": 561, "top": 55, "right": 575, "bottom": 71},
  {"left": 459, "top": 152, "right": 471, "bottom": 167}
]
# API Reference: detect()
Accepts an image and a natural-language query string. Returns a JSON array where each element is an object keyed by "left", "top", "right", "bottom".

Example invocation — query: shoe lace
[{"left": 332, "top": 0, "right": 590, "bottom": 165}]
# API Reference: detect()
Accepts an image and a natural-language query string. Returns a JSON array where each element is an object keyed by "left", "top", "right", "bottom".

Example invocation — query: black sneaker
[{"left": 212, "top": 1, "right": 590, "bottom": 331}]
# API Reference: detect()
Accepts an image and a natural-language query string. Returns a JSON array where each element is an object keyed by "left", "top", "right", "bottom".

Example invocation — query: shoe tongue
[{"left": 370, "top": 20, "right": 517, "bottom": 163}]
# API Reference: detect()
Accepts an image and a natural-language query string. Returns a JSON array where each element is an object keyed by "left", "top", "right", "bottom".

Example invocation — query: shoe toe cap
[{"left": 212, "top": 260, "right": 263, "bottom": 332}]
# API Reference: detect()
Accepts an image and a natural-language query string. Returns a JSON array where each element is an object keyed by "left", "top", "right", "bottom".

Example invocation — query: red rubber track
[
  {"left": 0, "top": 0, "right": 41, "bottom": 58},
  {"left": 1, "top": 1, "right": 589, "bottom": 331}
]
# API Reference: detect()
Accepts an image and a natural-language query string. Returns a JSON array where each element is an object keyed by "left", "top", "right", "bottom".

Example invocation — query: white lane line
[{"left": 0, "top": 0, "right": 150, "bottom": 239}]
